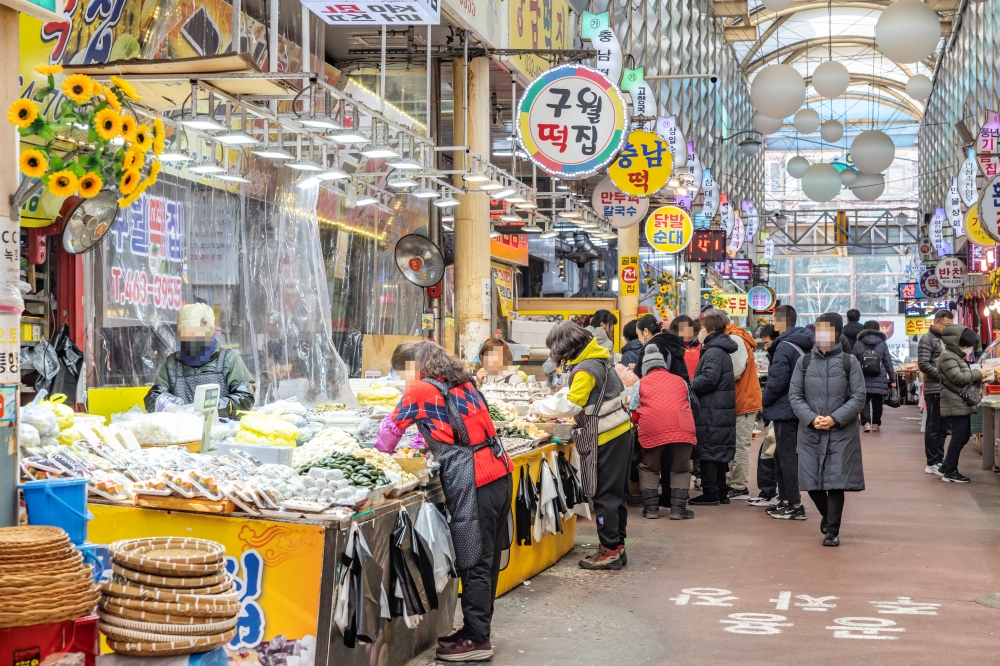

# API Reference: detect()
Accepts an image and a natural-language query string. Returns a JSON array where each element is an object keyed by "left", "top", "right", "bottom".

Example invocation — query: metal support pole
[
  {"left": 463, "top": 31, "right": 468, "bottom": 173},
  {"left": 380, "top": 28, "right": 387, "bottom": 114},
  {"left": 511, "top": 74, "right": 517, "bottom": 178},
  {"left": 302, "top": 2, "right": 311, "bottom": 104},
  {"left": 269, "top": 0, "right": 278, "bottom": 72},
  {"left": 430, "top": 55, "right": 444, "bottom": 344},
  {"left": 426, "top": 24, "right": 432, "bottom": 138},
  {"left": 232, "top": 0, "right": 241, "bottom": 53}
]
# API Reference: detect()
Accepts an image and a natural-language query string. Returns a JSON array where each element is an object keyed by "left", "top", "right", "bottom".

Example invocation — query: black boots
[
  {"left": 670, "top": 488, "right": 695, "bottom": 519},
  {"left": 688, "top": 488, "right": 720, "bottom": 506},
  {"left": 642, "top": 489, "right": 660, "bottom": 519}
]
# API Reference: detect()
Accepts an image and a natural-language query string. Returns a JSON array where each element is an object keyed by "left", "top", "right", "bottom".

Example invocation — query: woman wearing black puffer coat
[
  {"left": 688, "top": 312, "right": 738, "bottom": 506},
  {"left": 852, "top": 320, "right": 896, "bottom": 432}
]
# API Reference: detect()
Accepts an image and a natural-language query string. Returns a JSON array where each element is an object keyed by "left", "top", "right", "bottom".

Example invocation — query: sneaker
[
  {"left": 436, "top": 638, "right": 494, "bottom": 662},
  {"left": 823, "top": 533, "right": 840, "bottom": 547},
  {"left": 774, "top": 505, "right": 807, "bottom": 520},
  {"left": 719, "top": 492, "right": 731, "bottom": 505},
  {"left": 872, "top": 425, "right": 880, "bottom": 432},
  {"left": 689, "top": 491, "right": 721, "bottom": 506},
  {"left": 766, "top": 501, "right": 789, "bottom": 516},
  {"left": 925, "top": 464, "right": 943, "bottom": 476},
  {"left": 942, "top": 471, "right": 971, "bottom": 483},
  {"left": 620, "top": 549, "right": 627, "bottom": 566},
  {"left": 579, "top": 544, "right": 624, "bottom": 570},
  {"left": 438, "top": 630, "right": 467, "bottom": 648},
  {"left": 729, "top": 488, "right": 751, "bottom": 500},
  {"left": 748, "top": 495, "right": 779, "bottom": 507},
  {"left": 863, "top": 423, "right": 872, "bottom": 432}
]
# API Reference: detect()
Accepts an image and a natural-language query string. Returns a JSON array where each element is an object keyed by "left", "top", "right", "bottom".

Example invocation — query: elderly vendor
[{"left": 144, "top": 303, "right": 255, "bottom": 417}]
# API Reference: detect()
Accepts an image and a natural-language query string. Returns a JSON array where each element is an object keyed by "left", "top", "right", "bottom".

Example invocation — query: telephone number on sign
[{"left": 110, "top": 268, "right": 183, "bottom": 311}]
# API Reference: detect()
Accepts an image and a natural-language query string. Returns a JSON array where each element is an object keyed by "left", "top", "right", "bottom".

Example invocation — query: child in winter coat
[{"left": 630, "top": 344, "right": 698, "bottom": 519}]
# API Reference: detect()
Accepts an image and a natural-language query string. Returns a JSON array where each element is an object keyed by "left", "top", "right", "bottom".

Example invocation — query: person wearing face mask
[
  {"left": 936, "top": 325, "right": 995, "bottom": 483},
  {"left": 586, "top": 310, "right": 618, "bottom": 353},
  {"left": 144, "top": 303, "right": 255, "bottom": 418},
  {"left": 852, "top": 320, "right": 897, "bottom": 432},
  {"left": 669, "top": 315, "right": 702, "bottom": 380},
  {"left": 788, "top": 313, "right": 866, "bottom": 547}
]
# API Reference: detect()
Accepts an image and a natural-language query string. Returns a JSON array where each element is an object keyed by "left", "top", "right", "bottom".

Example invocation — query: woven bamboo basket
[
  {"left": 101, "top": 596, "right": 239, "bottom": 618},
  {"left": 110, "top": 538, "right": 225, "bottom": 566},
  {"left": 0, "top": 589, "right": 99, "bottom": 629},
  {"left": 100, "top": 600, "right": 226, "bottom": 625},
  {"left": 105, "top": 627, "right": 237, "bottom": 657},
  {"left": 97, "top": 611, "right": 239, "bottom": 636},
  {"left": 101, "top": 580, "right": 240, "bottom": 605},
  {"left": 111, "top": 563, "right": 231, "bottom": 589}
]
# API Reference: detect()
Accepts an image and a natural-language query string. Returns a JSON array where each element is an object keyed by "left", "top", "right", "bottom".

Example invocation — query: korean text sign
[
  {"left": 645, "top": 206, "right": 693, "bottom": 254},
  {"left": 490, "top": 233, "right": 530, "bottom": 266},
  {"left": 619, "top": 254, "right": 639, "bottom": 296},
  {"left": 593, "top": 177, "right": 648, "bottom": 228},
  {"left": 303, "top": 0, "right": 441, "bottom": 24},
  {"left": 608, "top": 130, "right": 672, "bottom": 196},
  {"left": 722, "top": 293, "right": 749, "bottom": 318},
  {"left": 509, "top": 0, "right": 572, "bottom": 80}
]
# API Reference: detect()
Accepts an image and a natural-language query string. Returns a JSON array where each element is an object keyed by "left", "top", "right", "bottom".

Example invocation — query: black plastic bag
[
  {"left": 388, "top": 508, "right": 430, "bottom": 619},
  {"left": 515, "top": 465, "right": 537, "bottom": 546},
  {"left": 885, "top": 384, "right": 901, "bottom": 408}
]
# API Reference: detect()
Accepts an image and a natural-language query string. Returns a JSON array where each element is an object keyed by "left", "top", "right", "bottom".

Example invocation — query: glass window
[
  {"left": 857, "top": 274, "right": 903, "bottom": 293},
  {"left": 856, "top": 294, "right": 897, "bottom": 314},
  {"left": 795, "top": 276, "right": 850, "bottom": 293},
  {"left": 769, "top": 257, "right": 791, "bottom": 275},
  {"left": 795, "top": 295, "right": 851, "bottom": 314},
  {"left": 855, "top": 256, "right": 908, "bottom": 274},
  {"left": 769, "top": 276, "right": 790, "bottom": 296},
  {"left": 795, "top": 256, "right": 851, "bottom": 274}
]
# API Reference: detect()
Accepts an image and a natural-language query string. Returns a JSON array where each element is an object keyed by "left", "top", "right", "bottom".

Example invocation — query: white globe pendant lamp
[
  {"left": 812, "top": 61, "right": 851, "bottom": 99},
  {"left": 751, "top": 65, "right": 807, "bottom": 120},
  {"left": 906, "top": 74, "right": 933, "bottom": 100},
  {"left": 752, "top": 111, "right": 784, "bottom": 135},
  {"left": 850, "top": 130, "right": 895, "bottom": 174},
  {"left": 801, "top": 163, "right": 843, "bottom": 202},
  {"left": 840, "top": 168, "right": 858, "bottom": 186},
  {"left": 875, "top": 0, "right": 942, "bottom": 64},
  {"left": 820, "top": 119, "right": 844, "bottom": 142},
  {"left": 762, "top": 0, "right": 794, "bottom": 10},
  {"left": 793, "top": 108, "right": 821, "bottom": 134},
  {"left": 787, "top": 155, "right": 810, "bottom": 179},
  {"left": 852, "top": 172, "right": 885, "bottom": 201}
]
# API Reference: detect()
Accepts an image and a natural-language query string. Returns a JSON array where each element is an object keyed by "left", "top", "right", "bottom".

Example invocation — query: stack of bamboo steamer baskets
[
  {"left": 0, "top": 526, "right": 100, "bottom": 628},
  {"left": 98, "top": 537, "right": 239, "bottom": 656}
]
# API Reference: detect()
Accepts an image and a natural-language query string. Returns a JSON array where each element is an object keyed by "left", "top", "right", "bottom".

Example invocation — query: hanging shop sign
[
  {"left": 720, "top": 194, "right": 735, "bottom": 238},
  {"left": 727, "top": 212, "right": 745, "bottom": 257},
  {"left": 619, "top": 254, "right": 639, "bottom": 296},
  {"left": 919, "top": 269, "right": 948, "bottom": 299},
  {"left": 946, "top": 178, "right": 964, "bottom": 238},
  {"left": 917, "top": 234, "right": 937, "bottom": 265},
  {"left": 687, "top": 142, "right": 703, "bottom": 198},
  {"left": 930, "top": 207, "right": 947, "bottom": 256},
  {"left": 580, "top": 11, "right": 624, "bottom": 85},
  {"left": 960, "top": 148, "right": 978, "bottom": 207},
  {"left": 742, "top": 200, "right": 760, "bottom": 242},
  {"left": 490, "top": 262, "right": 515, "bottom": 317},
  {"left": 905, "top": 316, "right": 931, "bottom": 336},
  {"left": 964, "top": 204, "right": 995, "bottom": 247},
  {"left": 748, "top": 285, "right": 776, "bottom": 312},
  {"left": 516, "top": 64, "right": 628, "bottom": 179},
  {"left": 655, "top": 115, "right": 687, "bottom": 167},
  {"left": 721, "top": 292, "right": 749, "bottom": 318},
  {"left": 976, "top": 110, "right": 1000, "bottom": 178},
  {"left": 645, "top": 205, "right": 694, "bottom": 254},
  {"left": 936, "top": 256, "right": 965, "bottom": 288},
  {"left": 686, "top": 229, "right": 727, "bottom": 262},
  {"left": 620, "top": 66, "right": 652, "bottom": 117},
  {"left": 304, "top": 0, "right": 440, "bottom": 24},
  {"left": 508, "top": 0, "right": 572, "bottom": 80},
  {"left": 607, "top": 130, "right": 672, "bottom": 196},
  {"left": 592, "top": 177, "right": 649, "bottom": 228},
  {"left": 762, "top": 237, "right": 775, "bottom": 264},
  {"left": 714, "top": 259, "right": 752, "bottom": 281},
  {"left": 701, "top": 169, "right": 720, "bottom": 220},
  {"left": 490, "top": 232, "right": 529, "bottom": 266},
  {"left": 967, "top": 242, "right": 994, "bottom": 274},
  {"left": 898, "top": 282, "right": 922, "bottom": 300},
  {"left": 976, "top": 174, "right": 1000, "bottom": 243}
]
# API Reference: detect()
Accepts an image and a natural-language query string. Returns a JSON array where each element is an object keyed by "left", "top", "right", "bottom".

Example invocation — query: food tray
[
  {"left": 133, "top": 496, "right": 236, "bottom": 515},
  {"left": 259, "top": 508, "right": 303, "bottom": 519}
]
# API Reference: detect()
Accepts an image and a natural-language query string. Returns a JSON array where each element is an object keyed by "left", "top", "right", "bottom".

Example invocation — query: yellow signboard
[
  {"left": 619, "top": 254, "right": 639, "bottom": 295},
  {"left": 607, "top": 130, "right": 672, "bottom": 197},
  {"left": 508, "top": 0, "right": 572, "bottom": 81},
  {"left": 965, "top": 204, "right": 996, "bottom": 247},
  {"left": 491, "top": 261, "right": 515, "bottom": 317},
  {"left": 721, "top": 292, "right": 749, "bottom": 318},
  {"left": 645, "top": 205, "right": 693, "bottom": 254},
  {"left": 906, "top": 316, "right": 931, "bottom": 336}
]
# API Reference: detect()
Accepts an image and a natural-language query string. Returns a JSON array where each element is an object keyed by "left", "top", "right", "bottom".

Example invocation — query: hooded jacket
[
  {"left": 726, "top": 323, "right": 764, "bottom": 416},
  {"left": 852, "top": 329, "right": 896, "bottom": 396},
  {"left": 585, "top": 325, "right": 615, "bottom": 353},
  {"left": 762, "top": 326, "right": 815, "bottom": 422},
  {"left": 917, "top": 326, "right": 945, "bottom": 394},
  {"left": 843, "top": 321, "right": 864, "bottom": 351},
  {"left": 936, "top": 325, "right": 983, "bottom": 417},
  {"left": 632, "top": 367, "right": 698, "bottom": 449},
  {"left": 567, "top": 338, "right": 631, "bottom": 444},
  {"left": 619, "top": 337, "right": 643, "bottom": 367},
  {"left": 689, "top": 330, "right": 738, "bottom": 462},
  {"left": 634, "top": 329, "right": 690, "bottom": 381},
  {"left": 789, "top": 345, "right": 867, "bottom": 491}
]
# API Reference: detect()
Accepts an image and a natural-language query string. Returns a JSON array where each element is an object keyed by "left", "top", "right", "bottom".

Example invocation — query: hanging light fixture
[
  {"left": 188, "top": 140, "right": 225, "bottom": 174},
  {"left": 434, "top": 195, "right": 461, "bottom": 207},
  {"left": 361, "top": 121, "right": 399, "bottom": 159},
  {"left": 253, "top": 121, "right": 294, "bottom": 159},
  {"left": 181, "top": 89, "right": 225, "bottom": 131},
  {"left": 412, "top": 179, "right": 440, "bottom": 198},
  {"left": 300, "top": 90, "right": 342, "bottom": 130},
  {"left": 216, "top": 108, "right": 258, "bottom": 145}
]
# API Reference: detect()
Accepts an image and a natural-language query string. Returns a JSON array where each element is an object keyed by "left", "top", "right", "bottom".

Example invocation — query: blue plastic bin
[{"left": 19, "top": 478, "right": 93, "bottom": 545}]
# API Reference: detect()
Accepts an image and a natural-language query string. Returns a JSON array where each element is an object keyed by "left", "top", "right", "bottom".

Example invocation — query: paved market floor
[{"left": 408, "top": 406, "right": 1000, "bottom": 665}]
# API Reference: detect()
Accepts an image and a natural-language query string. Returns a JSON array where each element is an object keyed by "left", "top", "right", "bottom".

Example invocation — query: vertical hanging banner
[
  {"left": 930, "top": 207, "right": 947, "bottom": 256},
  {"left": 976, "top": 174, "right": 1000, "bottom": 243},
  {"left": 579, "top": 11, "right": 623, "bottom": 85},
  {"left": 607, "top": 130, "right": 672, "bottom": 196},
  {"left": 655, "top": 115, "right": 687, "bottom": 167},
  {"left": 960, "top": 147, "right": 978, "bottom": 207},
  {"left": 727, "top": 211, "right": 745, "bottom": 257},
  {"left": 720, "top": 193, "right": 735, "bottom": 238},
  {"left": 762, "top": 237, "right": 775, "bottom": 264},
  {"left": 620, "top": 67, "right": 652, "bottom": 117},
  {"left": 742, "top": 200, "right": 760, "bottom": 243},
  {"left": 592, "top": 177, "right": 649, "bottom": 228},
  {"left": 977, "top": 111, "right": 1000, "bottom": 178},
  {"left": 687, "top": 142, "right": 703, "bottom": 198},
  {"left": 701, "top": 169, "right": 719, "bottom": 220},
  {"left": 619, "top": 255, "right": 639, "bottom": 295},
  {"left": 946, "top": 178, "right": 964, "bottom": 238},
  {"left": 490, "top": 262, "right": 515, "bottom": 317}
]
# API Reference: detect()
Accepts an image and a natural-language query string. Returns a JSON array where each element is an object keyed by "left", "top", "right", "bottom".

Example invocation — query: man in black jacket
[
  {"left": 843, "top": 309, "right": 864, "bottom": 351},
  {"left": 918, "top": 309, "right": 953, "bottom": 475}
]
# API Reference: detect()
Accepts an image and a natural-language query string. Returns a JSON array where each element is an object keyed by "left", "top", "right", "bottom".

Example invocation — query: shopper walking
[
  {"left": 688, "top": 311, "right": 738, "bottom": 506},
  {"left": 619, "top": 320, "right": 643, "bottom": 368},
  {"left": 749, "top": 325, "right": 778, "bottom": 507},
  {"left": 375, "top": 342, "right": 512, "bottom": 662},
  {"left": 545, "top": 322, "right": 632, "bottom": 569},
  {"left": 761, "top": 304, "right": 813, "bottom": 520},
  {"left": 936, "top": 325, "right": 994, "bottom": 483},
  {"left": 853, "top": 320, "right": 897, "bottom": 432},
  {"left": 669, "top": 314, "right": 702, "bottom": 381},
  {"left": 918, "top": 309, "right": 953, "bottom": 475},
  {"left": 789, "top": 314, "right": 866, "bottom": 547},
  {"left": 843, "top": 309, "right": 864, "bottom": 351}
]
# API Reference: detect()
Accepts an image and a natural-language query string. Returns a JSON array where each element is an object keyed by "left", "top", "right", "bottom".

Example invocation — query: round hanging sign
[
  {"left": 919, "top": 269, "right": 948, "bottom": 299},
  {"left": 976, "top": 174, "right": 1000, "bottom": 243},
  {"left": 936, "top": 256, "right": 965, "bottom": 288},
  {"left": 645, "top": 205, "right": 693, "bottom": 254},
  {"left": 964, "top": 204, "right": 995, "bottom": 247},
  {"left": 516, "top": 64, "right": 628, "bottom": 179},
  {"left": 748, "top": 285, "right": 775, "bottom": 312},
  {"left": 592, "top": 177, "right": 650, "bottom": 228},
  {"left": 608, "top": 130, "right": 673, "bottom": 197}
]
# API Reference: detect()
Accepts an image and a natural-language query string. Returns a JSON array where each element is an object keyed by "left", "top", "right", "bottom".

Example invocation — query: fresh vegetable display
[
  {"left": 297, "top": 452, "right": 390, "bottom": 489},
  {"left": 496, "top": 423, "right": 529, "bottom": 439}
]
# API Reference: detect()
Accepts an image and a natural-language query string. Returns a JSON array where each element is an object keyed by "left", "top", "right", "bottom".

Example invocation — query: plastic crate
[{"left": 0, "top": 616, "right": 99, "bottom": 666}]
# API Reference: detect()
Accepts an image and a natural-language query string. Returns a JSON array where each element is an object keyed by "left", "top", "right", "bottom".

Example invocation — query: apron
[
  {"left": 171, "top": 349, "right": 233, "bottom": 405},
  {"left": 420, "top": 378, "right": 510, "bottom": 570},
  {"left": 572, "top": 360, "right": 614, "bottom": 498}
]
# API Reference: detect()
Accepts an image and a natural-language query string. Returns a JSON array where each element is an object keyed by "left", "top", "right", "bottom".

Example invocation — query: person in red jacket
[
  {"left": 630, "top": 343, "right": 698, "bottom": 519},
  {"left": 670, "top": 314, "right": 702, "bottom": 381}
]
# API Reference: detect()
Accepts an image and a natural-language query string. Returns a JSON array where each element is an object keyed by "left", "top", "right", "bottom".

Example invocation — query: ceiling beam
[
  {"left": 740, "top": 14, "right": 790, "bottom": 69},
  {"left": 803, "top": 73, "right": 925, "bottom": 117},
  {"left": 745, "top": 36, "right": 934, "bottom": 73},
  {"left": 803, "top": 93, "right": 922, "bottom": 120},
  {"left": 749, "top": 0, "right": 890, "bottom": 24}
]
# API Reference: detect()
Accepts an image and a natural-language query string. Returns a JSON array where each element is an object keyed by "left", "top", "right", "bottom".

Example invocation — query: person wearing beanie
[
  {"left": 852, "top": 320, "right": 897, "bottom": 432},
  {"left": 936, "top": 325, "right": 996, "bottom": 483},
  {"left": 789, "top": 313, "right": 866, "bottom": 546},
  {"left": 629, "top": 344, "right": 698, "bottom": 519},
  {"left": 144, "top": 303, "right": 256, "bottom": 418}
]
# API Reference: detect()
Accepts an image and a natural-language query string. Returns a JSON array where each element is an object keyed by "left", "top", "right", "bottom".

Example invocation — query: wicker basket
[
  {"left": 101, "top": 580, "right": 240, "bottom": 605},
  {"left": 100, "top": 600, "right": 226, "bottom": 625},
  {"left": 105, "top": 627, "right": 237, "bottom": 657},
  {"left": 111, "top": 563, "right": 231, "bottom": 590},
  {"left": 101, "top": 595, "right": 239, "bottom": 618},
  {"left": 98, "top": 611, "right": 238, "bottom": 636},
  {"left": 110, "top": 538, "right": 225, "bottom": 566}
]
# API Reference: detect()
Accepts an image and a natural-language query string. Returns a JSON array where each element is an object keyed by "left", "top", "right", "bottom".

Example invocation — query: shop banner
[
  {"left": 619, "top": 254, "right": 638, "bottom": 295},
  {"left": 905, "top": 316, "right": 930, "bottom": 336},
  {"left": 747, "top": 285, "right": 774, "bottom": 312},
  {"left": 88, "top": 505, "right": 325, "bottom": 659},
  {"left": 936, "top": 256, "right": 964, "bottom": 288},
  {"left": 490, "top": 232, "right": 529, "bottom": 266},
  {"left": 721, "top": 292, "right": 749, "bottom": 318},
  {"left": 645, "top": 205, "right": 693, "bottom": 254},
  {"left": 592, "top": 177, "right": 647, "bottom": 229},
  {"left": 579, "top": 11, "right": 622, "bottom": 85},
  {"left": 490, "top": 262, "right": 515, "bottom": 317},
  {"left": 508, "top": 0, "right": 572, "bottom": 81},
  {"left": 608, "top": 130, "right": 671, "bottom": 196},
  {"left": 304, "top": 0, "right": 441, "bottom": 25},
  {"left": 976, "top": 111, "right": 1000, "bottom": 178}
]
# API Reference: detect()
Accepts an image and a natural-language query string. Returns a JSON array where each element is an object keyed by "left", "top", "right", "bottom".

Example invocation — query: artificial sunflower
[
  {"left": 142, "top": 160, "right": 162, "bottom": 187},
  {"left": 8, "top": 99, "right": 38, "bottom": 129},
  {"left": 109, "top": 76, "right": 140, "bottom": 101},
  {"left": 122, "top": 145, "right": 144, "bottom": 170},
  {"left": 132, "top": 124, "right": 153, "bottom": 153},
  {"left": 659, "top": 284, "right": 668, "bottom": 294},
  {"left": 119, "top": 168, "right": 141, "bottom": 195},
  {"left": 34, "top": 63, "right": 62, "bottom": 76},
  {"left": 94, "top": 108, "right": 121, "bottom": 141},
  {"left": 153, "top": 118, "right": 165, "bottom": 156},
  {"left": 61, "top": 74, "right": 95, "bottom": 104},
  {"left": 48, "top": 170, "right": 78, "bottom": 197},
  {"left": 78, "top": 172, "right": 103, "bottom": 198},
  {"left": 102, "top": 85, "right": 122, "bottom": 112},
  {"left": 119, "top": 115, "right": 137, "bottom": 143},
  {"left": 19, "top": 149, "right": 47, "bottom": 178},
  {"left": 655, "top": 296, "right": 664, "bottom": 306}
]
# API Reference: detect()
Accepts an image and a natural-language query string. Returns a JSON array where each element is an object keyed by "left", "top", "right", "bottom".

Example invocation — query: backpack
[{"left": 859, "top": 344, "right": 881, "bottom": 377}]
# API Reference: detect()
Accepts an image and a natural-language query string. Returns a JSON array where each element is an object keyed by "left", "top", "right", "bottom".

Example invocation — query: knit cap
[{"left": 641, "top": 343, "right": 666, "bottom": 376}]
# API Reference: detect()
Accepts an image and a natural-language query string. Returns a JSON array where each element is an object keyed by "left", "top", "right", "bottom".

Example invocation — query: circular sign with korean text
[
  {"left": 919, "top": 269, "right": 948, "bottom": 299},
  {"left": 516, "top": 64, "right": 628, "bottom": 179},
  {"left": 748, "top": 285, "right": 775, "bottom": 312},
  {"left": 592, "top": 177, "right": 650, "bottom": 228},
  {"left": 645, "top": 205, "right": 693, "bottom": 254},
  {"left": 976, "top": 174, "right": 1000, "bottom": 243},
  {"left": 936, "top": 257, "right": 965, "bottom": 288},
  {"left": 608, "top": 130, "right": 673, "bottom": 197},
  {"left": 964, "top": 204, "right": 995, "bottom": 247}
]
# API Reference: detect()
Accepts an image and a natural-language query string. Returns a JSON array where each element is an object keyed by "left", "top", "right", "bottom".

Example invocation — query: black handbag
[
  {"left": 885, "top": 385, "right": 901, "bottom": 408},
  {"left": 944, "top": 381, "right": 982, "bottom": 407}
]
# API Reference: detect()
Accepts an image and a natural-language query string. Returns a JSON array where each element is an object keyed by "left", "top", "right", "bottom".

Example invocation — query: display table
[
  {"left": 87, "top": 487, "right": 457, "bottom": 666},
  {"left": 895, "top": 369, "right": 918, "bottom": 405},
  {"left": 979, "top": 398, "right": 1000, "bottom": 470}
]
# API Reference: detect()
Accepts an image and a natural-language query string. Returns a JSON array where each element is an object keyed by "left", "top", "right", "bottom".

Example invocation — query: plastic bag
[
  {"left": 18, "top": 423, "right": 40, "bottom": 448},
  {"left": 41, "top": 394, "right": 76, "bottom": 431},
  {"left": 22, "top": 404, "right": 59, "bottom": 438},
  {"left": 529, "top": 387, "right": 582, "bottom": 420}
]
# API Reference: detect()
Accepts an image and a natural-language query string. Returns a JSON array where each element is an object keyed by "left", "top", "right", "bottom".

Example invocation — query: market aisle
[{"left": 408, "top": 406, "right": 1000, "bottom": 665}]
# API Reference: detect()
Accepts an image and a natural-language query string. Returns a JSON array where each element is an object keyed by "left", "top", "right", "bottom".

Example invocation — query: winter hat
[
  {"left": 815, "top": 312, "right": 843, "bottom": 338},
  {"left": 641, "top": 343, "right": 666, "bottom": 376},
  {"left": 959, "top": 328, "right": 978, "bottom": 348}
]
